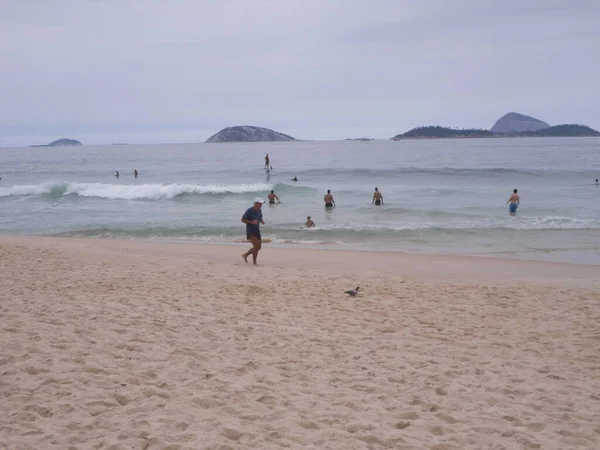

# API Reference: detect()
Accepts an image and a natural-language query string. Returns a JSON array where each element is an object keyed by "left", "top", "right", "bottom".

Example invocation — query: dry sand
[{"left": 1, "top": 236, "right": 599, "bottom": 450}]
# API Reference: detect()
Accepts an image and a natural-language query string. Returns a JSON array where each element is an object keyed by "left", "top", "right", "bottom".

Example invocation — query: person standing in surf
[
  {"left": 372, "top": 187, "right": 383, "bottom": 205},
  {"left": 324, "top": 190, "right": 335, "bottom": 208},
  {"left": 241, "top": 198, "right": 265, "bottom": 265},
  {"left": 267, "top": 190, "right": 280, "bottom": 204},
  {"left": 265, "top": 153, "right": 270, "bottom": 170},
  {"left": 506, "top": 189, "right": 520, "bottom": 216}
]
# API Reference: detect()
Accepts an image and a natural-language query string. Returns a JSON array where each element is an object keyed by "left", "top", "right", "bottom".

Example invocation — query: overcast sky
[{"left": 1, "top": 0, "right": 599, "bottom": 146}]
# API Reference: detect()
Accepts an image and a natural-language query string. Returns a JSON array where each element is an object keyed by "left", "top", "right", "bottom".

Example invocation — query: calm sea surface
[{"left": 1, "top": 138, "right": 600, "bottom": 264}]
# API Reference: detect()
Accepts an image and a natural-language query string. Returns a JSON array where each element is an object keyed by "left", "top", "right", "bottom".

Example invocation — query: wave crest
[{"left": 0, "top": 182, "right": 273, "bottom": 200}]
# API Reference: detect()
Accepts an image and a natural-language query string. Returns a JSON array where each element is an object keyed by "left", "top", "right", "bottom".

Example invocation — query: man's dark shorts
[{"left": 247, "top": 231, "right": 261, "bottom": 241}]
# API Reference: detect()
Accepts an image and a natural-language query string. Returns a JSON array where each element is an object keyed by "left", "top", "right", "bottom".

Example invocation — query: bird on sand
[{"left": 344, "top": 287, "right": 360, "bottom": 297}]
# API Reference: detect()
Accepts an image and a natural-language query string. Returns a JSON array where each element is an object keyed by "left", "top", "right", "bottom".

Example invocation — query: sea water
[{"left": 1, "top": 138, "right": 599, "bottom": 264}]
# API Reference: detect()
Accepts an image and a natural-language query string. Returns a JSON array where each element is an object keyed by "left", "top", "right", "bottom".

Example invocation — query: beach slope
[{"left": 1, "top": 237, "right": 599, "bottom": 449}]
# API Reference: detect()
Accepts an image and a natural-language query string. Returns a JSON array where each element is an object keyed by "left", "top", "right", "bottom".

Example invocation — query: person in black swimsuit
[
  {"left": 372, "top": 187, "right": 383, "bottom": 205},
  {"left": 324, "top": 189, "right": 335, "bottom": 208},
  {"left": 267, "top": 190, "right": 280, "bottom": 204}
]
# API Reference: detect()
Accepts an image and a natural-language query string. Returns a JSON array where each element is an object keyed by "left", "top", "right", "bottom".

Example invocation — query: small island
[
  {"left": 205, "top": 126, "right": 295, "bottom": 143},
  {"left": 345, "top": 137, "right": 374, "bottom": 141},
  {"left": 502, "top": 124, "right": 600, "bottom": 137},
  {"left": 31, "top": 138, "right": 82, "bottom": 147},
  {"left": 392, "top": 126, "right": 492, "bottom": 140}
]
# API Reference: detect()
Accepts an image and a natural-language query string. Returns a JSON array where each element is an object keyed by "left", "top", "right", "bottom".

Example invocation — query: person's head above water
[
  {"left": 327, "top": 189, "right": 331, "bottom": 194},
  {"left": 307, "top": 216, "right": 311, "bottom": 220},
  {"left": 513, "top": 189, "right": 518, "bottom": 193},
  {"left": 375, "top": 187, "right": 378, "bottom": 191},
  {"left": 270, "top": 190, "right": 274, "bottom": 194}
]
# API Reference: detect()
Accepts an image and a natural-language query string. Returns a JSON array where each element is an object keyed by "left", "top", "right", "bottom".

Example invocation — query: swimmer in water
[
  {"left": 506, "top": 188, "right": 520, "bottom": 216},
  {"left": 372, "top": 187, "right": 383, "bottom": 205},
  {"left": 324, "top": 190, "right": 335, "bottom": 208},
  {"left": 267, "top": 190, "right": 281, "bottom": 204}
]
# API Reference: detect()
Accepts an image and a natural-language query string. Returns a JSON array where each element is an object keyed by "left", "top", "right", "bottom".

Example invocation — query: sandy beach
[{"left": 1, "top": 236, "right": 599, "bottom": 449}]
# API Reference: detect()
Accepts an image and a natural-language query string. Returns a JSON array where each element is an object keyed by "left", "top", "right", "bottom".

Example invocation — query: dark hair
[
  {"left": 514, "top": 189, "right": 518, "bottom": 193},
  {"left": 307, "top": 216, "right": 311, "bottom": 219},
  {"left": 327, "top": 189, "right": 331, "bottom": 193},
  {"left": 270, "top": 190, "right": 274, "bottom": 193}
]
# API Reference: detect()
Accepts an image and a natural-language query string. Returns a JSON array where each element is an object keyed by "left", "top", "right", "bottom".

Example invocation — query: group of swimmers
[
  {"left": 259, "top": 185, "right": 386, "bottom": 233},
  {"left": 240, "top": 182, "right": 385, "bottom": 264},
  {"left": 323, "top": 187, "right": 383, "bottom": 208},
  {"left": 115, "top": 169, "right": 138, "bottom": 178}
]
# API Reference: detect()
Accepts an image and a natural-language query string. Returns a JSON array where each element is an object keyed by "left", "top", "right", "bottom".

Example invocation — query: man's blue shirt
[{"left": 242, "top": 207, "right": 263, "bottom": 236}]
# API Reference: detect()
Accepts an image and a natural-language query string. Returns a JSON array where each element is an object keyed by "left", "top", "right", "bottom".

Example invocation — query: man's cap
[{"left": 253, "top": 198, "right": 264, "bottom": 204}]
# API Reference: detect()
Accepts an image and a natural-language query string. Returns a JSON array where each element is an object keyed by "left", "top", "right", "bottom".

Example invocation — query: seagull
[{"left": 344, "top": 287, "right": 360, "bottom": 297}]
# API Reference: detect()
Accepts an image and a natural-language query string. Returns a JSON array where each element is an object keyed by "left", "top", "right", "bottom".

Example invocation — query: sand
[{"left": 1, "top": 236, "right": 599, "bottom": 450}]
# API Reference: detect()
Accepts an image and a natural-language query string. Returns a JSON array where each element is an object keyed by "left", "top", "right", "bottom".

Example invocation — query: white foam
[{"left": 0, "top": 182, "right": 272, "bottom": 200}]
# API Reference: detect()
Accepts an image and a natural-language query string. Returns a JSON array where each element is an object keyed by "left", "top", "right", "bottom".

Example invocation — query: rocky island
[
  {"left": 391, "top": 113, "right": 599, "bottom": 140},
  {"left": 205, "top": 126, "right": 295, "bottom": 143},
  {"left": 31, "top": 138, "right": 82, "bottom": 147},
  {"left": 490, "top": 112, "right": 550, "bottom": 133}
]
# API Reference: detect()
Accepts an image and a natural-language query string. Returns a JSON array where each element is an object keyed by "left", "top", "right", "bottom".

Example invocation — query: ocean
[{"left": 1, "top": 138, "right": 599, "bottom": 264}]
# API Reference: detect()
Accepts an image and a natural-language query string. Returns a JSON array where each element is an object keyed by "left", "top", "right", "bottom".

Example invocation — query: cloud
[{"left": 1, "top": 0, "right": 599, "bottom": 145}]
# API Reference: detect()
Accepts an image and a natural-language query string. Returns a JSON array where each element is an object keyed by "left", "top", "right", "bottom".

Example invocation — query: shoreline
[
  {"left": 2, "top": 235, "right": 599, "bottom": 289},
  {"left": 20, "top": 229, "right": 600, "bottom": 266}
]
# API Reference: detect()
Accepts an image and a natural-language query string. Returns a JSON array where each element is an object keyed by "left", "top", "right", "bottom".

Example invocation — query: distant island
[
  {"left": 392, "top": 112, "right": 599, "bottom": 140},
  {"left": 31, "top": 138, "right": 82, "bottom": 147},
  {"left": 345, "top": 137, "right": 374, "bottom": 141},
  {"left": 500, "top": 124, "right": 600, "bottom": 137},
  {"left": 205, "top": 126, "right": 295, "bottom": 143},
  {"left": 392, "top": 126, "right": 492, "bottom": 140}
]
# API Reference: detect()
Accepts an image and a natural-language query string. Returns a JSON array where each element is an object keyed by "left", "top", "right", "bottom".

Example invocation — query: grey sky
[{"left": 1, "top": 0, "right": 599, "bottom": 146}]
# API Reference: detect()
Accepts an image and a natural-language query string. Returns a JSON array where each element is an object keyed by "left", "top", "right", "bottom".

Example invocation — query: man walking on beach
[
  {"left": 241, "top": 198, "right": 265, "bottom": 264},
  {"left": 324, "top": 190, "right": 335, "bottom": 208},
  {"left": 372, "top": 187, "right": 383, "bottom": 205},
  {"left": 506, "top": 189, "right": 520, "bottom": 216}
]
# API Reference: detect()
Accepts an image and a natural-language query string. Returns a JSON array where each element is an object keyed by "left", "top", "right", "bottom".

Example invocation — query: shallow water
[{"left": 1, "top": 137, "right": 599, "bottom": 264}]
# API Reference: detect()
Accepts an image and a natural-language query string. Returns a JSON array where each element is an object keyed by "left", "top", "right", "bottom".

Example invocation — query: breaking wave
[{"left": 0, "top": 182, "right": 276, "bottom": 200}]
